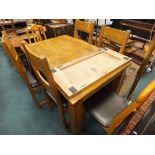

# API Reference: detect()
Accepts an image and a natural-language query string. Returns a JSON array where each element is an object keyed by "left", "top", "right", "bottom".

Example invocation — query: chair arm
[
  {"left": 135, "top": 78, "right": 155, "bottom": 104},
  {"left": 107, "top": 101, "right": 139, "bottom": 134},
  {"left": 106, "top": 78, "right": 155, "bottom": 134}
]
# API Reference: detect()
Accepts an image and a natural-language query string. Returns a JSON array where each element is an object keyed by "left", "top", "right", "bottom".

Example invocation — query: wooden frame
[
  {"left": 127, "top": 34, "right": 155, "bottom": 100},
  {"left": 1, "top": 31, "right": 52, "bottom": 109},
  {"left": 24, "top": 35, "right": 132, "bottom": 134},
  {"left": 51, "top": 48, "right": 131, "bottom": 98},
  {"left": 24, "top": 44, "right": 67, "bottom": 128},
  {"left": 26, "top": 24, "right": 47, "bottom": 44},
  {"left": 102, "top": 99, "right": 141, "bottom": 134},
  {"left": 74, "top": 20, "right": 94, "bottom": 44},
  {"left": 97, "top": 26, "right": 129, "bottom": 54},
  {"left": 0, "top": 19, "right": 16, "bottom": 35},
  {"left": 1, "top": 31, "right": 17, "bottom": 67}
]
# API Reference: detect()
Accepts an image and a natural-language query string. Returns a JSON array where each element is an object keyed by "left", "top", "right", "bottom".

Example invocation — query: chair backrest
[
  {"left": 2, "top": 31, "right": 26, "bottom": 74},
  {"left": 97, "top": 26, "right": 129, "bottom": 54},
  {"left": 140, "top": 34, "right": 155, "bottom": 73},
  {"left": 1, "top": 31, "right": 19, "bottom": 68},
  {"left": 26, "top": 24, "right": 47, "bottom": 44},
  {"left": 74, "top": 20, "right": 94, "bottom": 44},
  {"left": 24, "top": 44, "right": 63, "bottom": 107},
  {"left": 127, "top": 34, "right": 155, "bottom": 100}
]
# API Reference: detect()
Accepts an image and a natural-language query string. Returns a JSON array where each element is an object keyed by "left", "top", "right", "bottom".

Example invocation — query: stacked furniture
[{"left": 0, "top": 19, "right": 27, "bottom": 36}]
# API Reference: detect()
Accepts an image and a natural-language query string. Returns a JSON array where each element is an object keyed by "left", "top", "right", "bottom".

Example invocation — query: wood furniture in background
[
  {"left": 51, "top": 19, "right": 66, "bottom": 24},
  {"left": 25, "top": 24, "right": 47, "bottom": 44},
  {"left": 97, "top": 26, "right": 129, "bottom": 54},
  {"left": 45, "top": 23, "right": 74, "bottom": 38},
  {"left": 127, "top": 34, "right": 155, "bottom": 100},
  {"left": 74, "top": 20, "right": 94, "bottom": 44},
  {"left": 24, "top": 35, "right": 131, "bottom": 134},
  {"left": 19, "top": 24, "right": 47, "bottom": 44},
  {"left": 121, "top": 20, "right": 155, "bottom": 68},
  {"left": 0, "top": 19, "right": 16, "bottom": 36},
  {"left": 120, "top": 20, "right": 155, "bottom": 40},
  {"left": 0, "top": 19, "right": 28, "bottom": 36}
]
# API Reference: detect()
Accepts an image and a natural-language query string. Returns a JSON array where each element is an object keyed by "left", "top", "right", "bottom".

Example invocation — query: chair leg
[
  {"left": 58, "top": 106, "right": 67, "bottom": 128},
  {"left": 103, "top": 127, "right": 114, "bottom": 135},
  {"left": 24, "top": 82, "right": 42, "bottom": 109},
  {"left": 44, "top": 92, "right": 55, "bottom": 111},
  {"left": 101, "top": 124, "right": 116, "bottom": 135},
  {"left": 30, "top": 88, "right": 42, "bottom": 109}
]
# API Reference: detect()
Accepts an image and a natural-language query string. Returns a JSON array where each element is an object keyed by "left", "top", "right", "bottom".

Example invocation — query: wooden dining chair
[
  {"left": 0, "top": 19, "right": 16, "bottom": 36},
  {"left": 26, "top": 24, "right": 47, "bottom": 44},
  {"left": 127, "top": 34, "right": 155, "bottom": 100},
  {"left": 1, "top": 31, "right": 17, "bottom": 67},
  {"left": 1, "top": 31, "right": 52, "bottom": 109},
  {"left": 74, "top": 20, "right": 94, "bottom": 44},
  {"left": 24, "top": 44, "right": 68, "bottom": 128},
  {"left": 97, "top": 26, "right": 129, "bottom": 54},
  {"left": 84, "top": 83, "right": 147, "bottom": 134}
]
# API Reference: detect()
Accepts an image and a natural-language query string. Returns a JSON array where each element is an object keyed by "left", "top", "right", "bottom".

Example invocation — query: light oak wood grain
[{"left": 25, "top": 35, "right": 132, "bottom": 134}]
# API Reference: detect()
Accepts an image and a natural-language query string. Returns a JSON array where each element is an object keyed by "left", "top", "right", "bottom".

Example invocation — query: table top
[
  {"left": 26, "top": 35, "right": 99, "bottom": 68},
  {"left": 52, "top": 48, "right": 131, "bottom": 98},
  {"left": 25, "top": 35, "right": 131, "bottom": 104}
]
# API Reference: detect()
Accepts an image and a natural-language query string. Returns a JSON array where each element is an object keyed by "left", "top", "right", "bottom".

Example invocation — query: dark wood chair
[{"left": 0, "top": 19, "right": 16, "bottom": 36}]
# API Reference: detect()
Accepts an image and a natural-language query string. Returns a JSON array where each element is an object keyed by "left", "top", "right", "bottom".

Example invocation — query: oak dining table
[{"left": 25, "top": 35, "right": 132, "bottom": 134}]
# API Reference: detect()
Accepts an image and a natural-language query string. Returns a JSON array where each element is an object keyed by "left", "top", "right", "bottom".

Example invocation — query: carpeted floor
[{"left": 0, "top": 46, "right": 154, "bottom": 135}]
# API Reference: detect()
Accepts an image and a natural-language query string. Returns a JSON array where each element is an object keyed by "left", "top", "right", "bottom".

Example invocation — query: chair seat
[
  {"left": 85, "top": 91, "right": 129, "bottom": 127},
  {"left": 26, "top": 69, "right": 40, "bottom": 88},
  {"left": 45, "top": 90, "right": 68, "bottom": 108}
]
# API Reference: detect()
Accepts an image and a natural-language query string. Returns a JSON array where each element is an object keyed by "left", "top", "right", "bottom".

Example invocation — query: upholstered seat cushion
[
  {"left": 26, "top": 69, "right": 40, "bottom": 88},
  {"left": 45, "top": 90, "right": 68, "bottom": 108},
  {"left": 85, "top": 90, "right": 128, "bottom": 127}
]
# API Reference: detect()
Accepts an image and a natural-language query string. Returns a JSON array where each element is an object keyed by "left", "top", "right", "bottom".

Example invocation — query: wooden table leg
[
  {"left": 111, "top": 70, "right": 126, "bottom": 95},
  {"left": 69, "top": 102, "right": 86, "bottom": 134}
]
